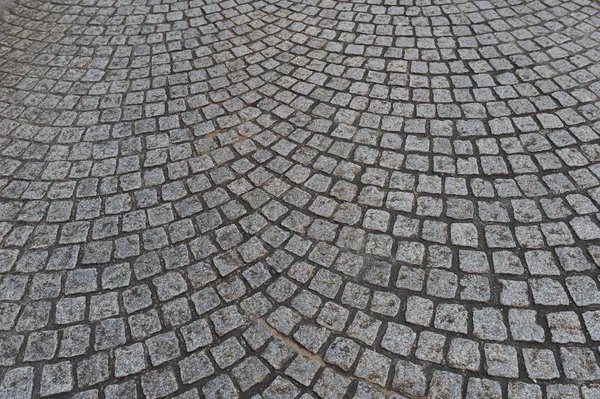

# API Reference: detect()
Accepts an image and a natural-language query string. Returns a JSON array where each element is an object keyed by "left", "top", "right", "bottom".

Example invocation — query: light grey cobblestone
[{"left": 1, "top": 0, "right": 600, "bottom": 396}]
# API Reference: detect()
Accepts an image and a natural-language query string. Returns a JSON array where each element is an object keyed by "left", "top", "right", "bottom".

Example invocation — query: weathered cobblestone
[{"left": 1, "top": 0, "right": 600, "bottom": 397}]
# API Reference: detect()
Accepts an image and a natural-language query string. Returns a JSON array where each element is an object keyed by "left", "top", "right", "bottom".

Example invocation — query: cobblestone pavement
[{"left": 1, "top": 0, "right": 600, "bottom": 397}]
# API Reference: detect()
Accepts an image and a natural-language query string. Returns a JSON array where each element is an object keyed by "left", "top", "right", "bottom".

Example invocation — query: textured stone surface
[{"left": 1, "top": 0, "right": 600, "bottom": 397}]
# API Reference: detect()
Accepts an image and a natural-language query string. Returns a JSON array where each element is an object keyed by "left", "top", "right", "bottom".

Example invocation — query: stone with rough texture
[{"left": 1, "top": 0, "right": 600, "bottom": 397}]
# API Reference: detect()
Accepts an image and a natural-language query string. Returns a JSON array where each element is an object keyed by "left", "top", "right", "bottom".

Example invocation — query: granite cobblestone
[{"left": 1, "top": 0, "right": 600, "bottom": 396}]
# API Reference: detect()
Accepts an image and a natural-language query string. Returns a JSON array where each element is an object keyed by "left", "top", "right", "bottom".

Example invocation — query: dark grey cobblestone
[{"left": 1, "top": 0, "right": 600, "bottom": 397}]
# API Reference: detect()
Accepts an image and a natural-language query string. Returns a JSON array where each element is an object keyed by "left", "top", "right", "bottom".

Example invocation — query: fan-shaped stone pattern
[{"left": 1, "top": 0, "right": 600, "bottom": 396}]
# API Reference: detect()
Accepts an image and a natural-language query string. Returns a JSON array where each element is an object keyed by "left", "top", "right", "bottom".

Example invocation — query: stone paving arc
[{"left": 1, "top": 0, "right": 600, "bottom": 397}]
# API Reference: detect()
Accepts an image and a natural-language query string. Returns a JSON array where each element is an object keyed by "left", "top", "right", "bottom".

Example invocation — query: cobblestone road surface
[{"left": 1, "top": 0, "right": 600, "bottom": 397}]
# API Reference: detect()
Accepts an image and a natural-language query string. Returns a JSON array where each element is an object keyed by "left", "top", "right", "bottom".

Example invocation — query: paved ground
[{"left": 0, "top": 0, "right": 600, "bottom": 397}]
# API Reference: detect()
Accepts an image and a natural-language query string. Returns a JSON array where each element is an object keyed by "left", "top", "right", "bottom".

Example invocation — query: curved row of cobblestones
[{"left": 1, "top": 0, "right": 600, "bottom": 397}]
